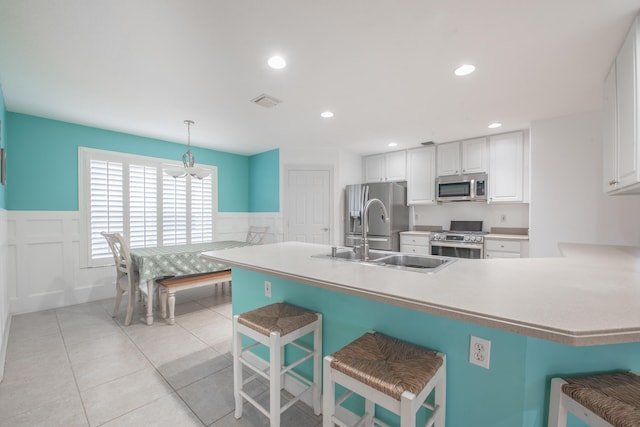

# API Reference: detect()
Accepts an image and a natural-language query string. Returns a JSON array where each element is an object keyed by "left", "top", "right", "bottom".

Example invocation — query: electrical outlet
[
  {"left": 469, "top": 336, "right": 491, "bottom": 369},
  {"left": 500, "top": 214, "right": 507, "bottom": 223},
  {"left": 264, "top": 280, "right": 272, "bottom": 297}
]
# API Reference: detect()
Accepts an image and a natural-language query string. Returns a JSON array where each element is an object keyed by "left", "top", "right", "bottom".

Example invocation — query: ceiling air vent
[{"left": 251, "top": 93, "right": 282, "bottom": 108}]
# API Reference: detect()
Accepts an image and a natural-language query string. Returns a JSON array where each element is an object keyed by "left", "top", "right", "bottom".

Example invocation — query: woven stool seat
[
  {"left": 323, "top": 331, "right": 446, "bottom": 427},
  {"left": 560, "top": 372, "right": 640, "bottom": 427},
  {"left": 237, "top": 302, "right": 318, "bottom": 337},
  {"left": 330, "top": 331, "right": 444, "bottom": 401}
]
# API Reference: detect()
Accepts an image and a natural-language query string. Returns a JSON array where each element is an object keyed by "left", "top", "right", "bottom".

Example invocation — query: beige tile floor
[{"left": 0, "top": 286, "right": 322, "bottom": 426}]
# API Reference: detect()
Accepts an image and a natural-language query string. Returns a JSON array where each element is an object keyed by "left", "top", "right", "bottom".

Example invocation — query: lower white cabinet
[
  {"left": 484, "top": 239, "right": 528, "bottom": 258},
  {"left": 400, "top": 233, "right": 431, "bottom": 254}
]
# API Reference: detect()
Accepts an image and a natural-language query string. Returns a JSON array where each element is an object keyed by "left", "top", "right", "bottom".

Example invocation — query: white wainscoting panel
[
  {"left": 8, "top": 211, "right": 114, "bottom": 314},
  {"left": 8, "top": 211, "right": 285, "bottom": 315}
]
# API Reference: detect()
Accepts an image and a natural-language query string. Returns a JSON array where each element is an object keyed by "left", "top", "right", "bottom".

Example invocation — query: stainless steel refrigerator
[{"left": 344, "top": 182, "right": 409, "bottom": 251}]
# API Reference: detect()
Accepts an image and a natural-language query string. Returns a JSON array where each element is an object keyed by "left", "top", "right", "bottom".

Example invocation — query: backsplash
[{"left": 411, "top": 202, "right": 529, "bottom": 232}]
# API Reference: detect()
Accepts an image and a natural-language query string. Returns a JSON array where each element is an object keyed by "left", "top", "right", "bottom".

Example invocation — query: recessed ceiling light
[
  {"left": 320, "top": 111, "right": 334, "bottom": 118},
  {"left": 454, "top": 64, "right": 476, "bottom": 76},
  {"left": 268, "top": 55, "right": 286, "bottom": 69},
  {"left": 488, "top": 122, "right": 502, "bottom": 129},
  {"left": 388, "top": 142, "right": 398, "bottom": 147}
]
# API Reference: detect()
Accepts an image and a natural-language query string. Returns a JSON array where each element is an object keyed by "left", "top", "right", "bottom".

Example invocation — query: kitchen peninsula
[{"left": 202, "top": 242, "right": 640, "bottom": 427}]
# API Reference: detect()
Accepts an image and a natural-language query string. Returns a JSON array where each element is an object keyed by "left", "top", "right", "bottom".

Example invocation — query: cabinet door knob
[{"left": 609, "top": 179, "right": 618, "bottom": 185}]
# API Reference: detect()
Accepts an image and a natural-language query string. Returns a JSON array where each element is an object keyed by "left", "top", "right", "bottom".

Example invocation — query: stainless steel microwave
[{"left": 436, "top": 173, "right": 488, "bottom": 202}]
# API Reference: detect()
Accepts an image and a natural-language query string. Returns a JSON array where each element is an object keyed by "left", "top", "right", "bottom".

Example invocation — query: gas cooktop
[{"left": 431, "top": 221, "right": 487, "bottom": 243}]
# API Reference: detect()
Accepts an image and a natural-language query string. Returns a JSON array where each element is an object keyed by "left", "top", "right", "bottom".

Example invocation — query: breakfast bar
[{"left": 202, "top": 242, "right": 640, "bottom": 427}]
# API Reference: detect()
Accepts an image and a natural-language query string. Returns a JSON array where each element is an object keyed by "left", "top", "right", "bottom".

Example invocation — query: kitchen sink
[
  {"left": 314, "top": 249, "right": 391, "bottom": 261},
  {"left": 313, "top": 249, "right": 456, "bottom": 273},
  {"left": 372, "top": 254, "right": 455, "bottom": 273}
]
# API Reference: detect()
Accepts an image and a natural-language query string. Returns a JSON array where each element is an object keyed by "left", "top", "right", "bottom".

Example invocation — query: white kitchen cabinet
[
  {"left": 484, "top": 239, "right": 528, "bottom": 258},
  {"left": 603, "top": 16, "right": 640, "bottom": 194},
  {"left": 400, "top": 233, "right": 431, "bottom": 254},
  {"left": 436, "top": 142, "right": 460, "bottom": 176},
  {"left": 436, "top": 138, "right": 487, "bottom": 177},
  {"left": 363, "top": 151, "right": 406, "bottom": 182},
  {"left": 461, "top": 137, "right": 487, "bottom": 174},
  {"left": 406, "top": 146, "right": 436, "bottom": 205},
  {"left": 488, "top": 132, "right": 525, "bottom": 203}
]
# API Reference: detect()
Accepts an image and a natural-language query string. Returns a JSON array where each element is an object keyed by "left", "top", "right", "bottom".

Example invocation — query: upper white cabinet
[
  {"left": 603, "top": 16, "right": 640, "bottom": 194},
  {"left": 461, "top": 137, "right": 488, "bottom": 174},
  {"left": 489, "top": 131, "right": 525, "bottom": 203},
  {"left": 436, "top": 142, "right": 460, "bottom": 176},
  {"left": 436, "top": 138, "right": 487, "bottom": 177},
  {"left": 363, "top": 151, "right": 406, "bottom": 182},
  {"left": 406, "top": 146, "right": 436, "bottom": 205}
]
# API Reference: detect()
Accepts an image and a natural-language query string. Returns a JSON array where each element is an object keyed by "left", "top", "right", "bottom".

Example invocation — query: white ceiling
[{"left": 0, "top": 1, "right": 638, "bottom": 156}]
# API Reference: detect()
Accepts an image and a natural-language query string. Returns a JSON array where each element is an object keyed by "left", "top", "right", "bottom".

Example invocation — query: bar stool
[
  {"left": 233, "top": 302, "right": 322, "bottom": 427},
  {"left": 549, "top": 371, "right": 640, "bottom": 426},
  {"left": 323, "top": 331, "right": 446, "bottom": 427}
]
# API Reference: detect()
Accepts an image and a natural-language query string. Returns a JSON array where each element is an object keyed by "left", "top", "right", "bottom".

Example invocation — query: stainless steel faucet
[{"left": 361, "top": 198, "right": 389, "bottom": 261}]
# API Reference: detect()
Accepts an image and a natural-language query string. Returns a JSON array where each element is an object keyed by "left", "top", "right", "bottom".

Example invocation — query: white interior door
[{"left": 286, "top": 167, "right": 332, "bottom": 244}]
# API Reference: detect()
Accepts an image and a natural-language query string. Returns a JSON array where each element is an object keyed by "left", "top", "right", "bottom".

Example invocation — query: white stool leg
[
  {"left": 364, "top": 399, "right": 374, "bottom": 425},
  {"left": 322, "top": 356, "right": 335, "bottom": 427},
  {"left": 233, "top": 316, "right": 243, "bottom": 419},
  {"left": 548, "top": 378, "right": 568, "bottom": 427},
  {"left": 313, "top": 316, "right": 323, "bottom": 415},
  {"left": 400, "top": 391, "right": 416, "bottom": 427},
  {"left": 270, "top": 331, "right": 281, "bottom": 427},
  {"left": 434, "top": 358, "right": 446, "bottom": 427}
]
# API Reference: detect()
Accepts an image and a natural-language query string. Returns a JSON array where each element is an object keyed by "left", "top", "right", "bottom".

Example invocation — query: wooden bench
[{"left": 156, "top": 269, "right": 232, "bottom": 325}]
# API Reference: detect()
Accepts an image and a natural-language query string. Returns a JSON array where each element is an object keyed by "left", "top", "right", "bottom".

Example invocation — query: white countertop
[{"left": 202, "top": 242, "right": 640, "bottom": 346}]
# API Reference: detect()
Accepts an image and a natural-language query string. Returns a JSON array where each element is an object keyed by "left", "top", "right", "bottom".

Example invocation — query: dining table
[{"left": 130, "top": 240, "right": 250, "bottom": 325}]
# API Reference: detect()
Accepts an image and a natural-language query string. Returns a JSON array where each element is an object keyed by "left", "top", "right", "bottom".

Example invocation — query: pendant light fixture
[{"left": 165, "top": 120, "right": 210, "bottom": 179}]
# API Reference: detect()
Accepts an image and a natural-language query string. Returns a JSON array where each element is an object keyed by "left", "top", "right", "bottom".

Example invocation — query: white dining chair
[
  {"left": 101, "top": 232, "right": 138, "bottom": 326},
  {"left": 246, "top": 226, "right": 269, "bottom": 244}
]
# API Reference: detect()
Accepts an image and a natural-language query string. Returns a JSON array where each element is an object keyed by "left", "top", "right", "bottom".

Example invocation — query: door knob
[{"left": 322, "top": 228, "right": 329, "bottom": 231}]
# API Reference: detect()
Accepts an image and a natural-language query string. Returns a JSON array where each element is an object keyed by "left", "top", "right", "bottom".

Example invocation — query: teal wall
[
  {"left": 249, "top": 149, "right": 279, "bottom": 212},
  {"left": 231, "top": 268, "right": 640, "bottom": 427},
  {"left": 0, "top": 86, "right": 6, "bottom": 209},
  {"left": 4, "top": 113, "right": 278, "bottom": 212}
]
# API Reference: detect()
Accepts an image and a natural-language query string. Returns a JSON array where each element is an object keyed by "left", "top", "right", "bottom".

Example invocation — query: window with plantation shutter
[{"left": 79, "top": 148, "right": 218, "bottom": 268}]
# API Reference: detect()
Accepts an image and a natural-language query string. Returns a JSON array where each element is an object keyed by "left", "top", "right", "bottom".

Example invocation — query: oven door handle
[{"left": 430, "top": 241, "right": 483, "bottom": 250}]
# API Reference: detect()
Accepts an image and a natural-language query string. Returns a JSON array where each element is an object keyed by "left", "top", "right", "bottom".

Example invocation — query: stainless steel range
[{"left": 430, "top": 220, "right": 486, "bottom": 259}]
